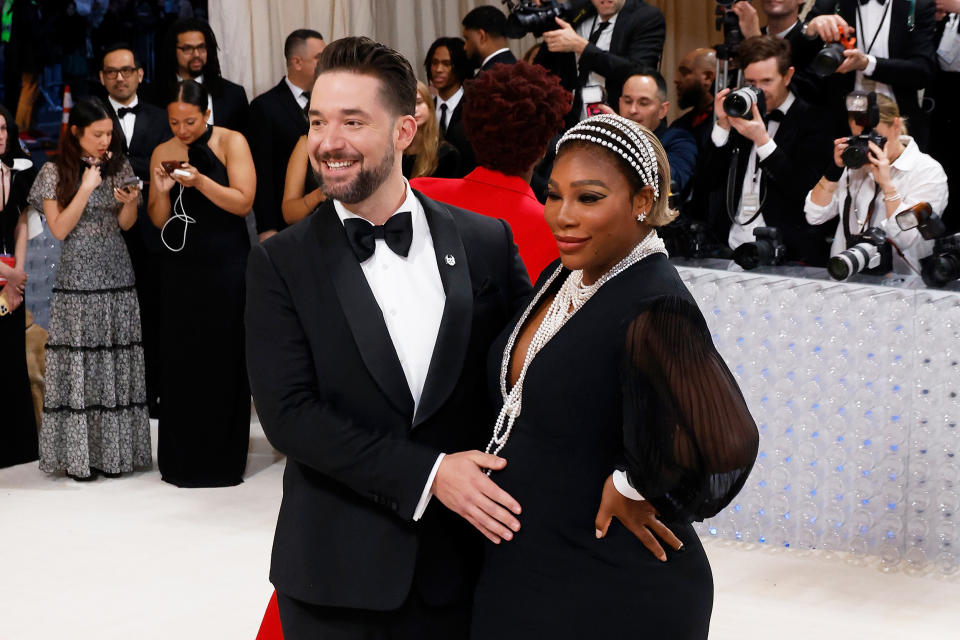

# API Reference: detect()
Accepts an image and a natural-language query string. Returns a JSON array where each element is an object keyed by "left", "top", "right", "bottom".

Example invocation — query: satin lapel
[
  {"left": 313, "top": 203, "right": 415, "bottom": 418},
  {"left": 413, "top": 192, "right": 473, "bottom": 428}
]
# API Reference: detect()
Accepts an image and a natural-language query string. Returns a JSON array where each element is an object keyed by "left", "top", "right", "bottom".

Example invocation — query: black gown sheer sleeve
[{"left": 620, "top": 295, "right": 759, "bottom": 524}]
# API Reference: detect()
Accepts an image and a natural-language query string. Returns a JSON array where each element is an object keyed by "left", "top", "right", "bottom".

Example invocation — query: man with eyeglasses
[
  {"left": 100, "top": 43, "right": 171, "bottom": 418},
  {"left": 151, "top": 17, "right": 249, "bottom": 133}
]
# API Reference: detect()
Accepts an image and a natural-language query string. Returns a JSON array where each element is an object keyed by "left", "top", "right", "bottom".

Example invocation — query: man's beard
[
  {"left": 316, "top": 145, "right": 395, "bottom": 204},
  {"left": 678, "top": 83, "right": 706, "bottom": 111},
  {"left": 187, "top": 62, "right": 204, "bottom": 78}
]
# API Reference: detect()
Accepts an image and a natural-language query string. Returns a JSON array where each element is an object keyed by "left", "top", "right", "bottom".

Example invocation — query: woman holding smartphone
[
  {"left": 27, "top": 97, "right": 151, "bottom": 480},
  {"left": 147, "top": 80, "right": 255, "bottom": 488}
]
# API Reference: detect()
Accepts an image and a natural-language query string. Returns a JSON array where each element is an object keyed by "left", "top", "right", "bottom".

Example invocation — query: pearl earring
[{"left": 636, "top": 211, "right": 647, "bottom": 222}]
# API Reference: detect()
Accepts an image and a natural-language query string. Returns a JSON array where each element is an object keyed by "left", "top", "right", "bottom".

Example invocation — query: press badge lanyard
[
  {"left": 857, "top": 0, "right": 893, "bottom": 56},
  {"left": 841, "top": 178, "right": 880, "bottom": 245}
]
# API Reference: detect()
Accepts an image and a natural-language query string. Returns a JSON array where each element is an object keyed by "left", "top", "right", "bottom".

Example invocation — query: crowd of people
[{"left": 0, "top": 1, "right": 957, "bottom": 635}]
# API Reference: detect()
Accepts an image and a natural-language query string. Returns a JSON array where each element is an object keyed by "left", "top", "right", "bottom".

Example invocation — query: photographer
[
  {"left": 533, "top": 0, "right": 665, "bottom": 124},
  {"left": 805, "top": 93, "right": 948, "bottom": 275},
  {"left": 802, "top": 0, "right": 938, "bottom": 149},
  {"left": 697, "top": 35, "right": 834, "bottom": 265}
]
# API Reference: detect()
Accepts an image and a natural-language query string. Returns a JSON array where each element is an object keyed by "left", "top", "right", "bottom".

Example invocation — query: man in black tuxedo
[
  {"left": 245, "top": 37, "right": 531, "bottom": 639},
  {"left": 151, "top": 18, "right": 250, "bottom": 133},
  {"left": 930, "top": 3, "right": 960, "bottom": 232},
  {"left": 804, "top": 0, "right": 938, "bottom": 149},
  {"left": 100, "top": 43, "right": 171, "bottom": 417},
  {"left": 535, "top": 0, "right": 665, "bottom": 125},
  {"left": 462, "top": 5, "right": 518, "bottom": 72},
  {"left": 425, "top": 37, "right": 476, "bottom": 176},
  {"left": 697, "top": 35, "right": 835, "bottom": 265},
  {"left": 248, "top": 29, "right": 325, "bottom": 241}
]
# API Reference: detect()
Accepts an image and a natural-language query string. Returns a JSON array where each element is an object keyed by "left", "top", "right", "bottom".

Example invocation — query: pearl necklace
[{"left": 484, "top": 230, "right": 667, "bottom": 462}]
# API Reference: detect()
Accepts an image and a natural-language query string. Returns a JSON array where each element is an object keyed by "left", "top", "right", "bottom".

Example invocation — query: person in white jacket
[{"left": 805, "top": 93, "right": 949, "bottom": 276}]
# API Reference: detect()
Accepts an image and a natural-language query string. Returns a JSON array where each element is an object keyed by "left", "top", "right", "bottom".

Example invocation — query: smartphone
[
  {"left": 120, "top": 176, "right": 141, "bottom": 191},
  {"left": 161, "top": 160, "right": 185, "bottom": 175}
]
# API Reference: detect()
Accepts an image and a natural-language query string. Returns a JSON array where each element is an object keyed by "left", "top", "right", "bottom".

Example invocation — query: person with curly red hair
[{"left": 412, "top": 61, "right": 571, "bottom": 280}]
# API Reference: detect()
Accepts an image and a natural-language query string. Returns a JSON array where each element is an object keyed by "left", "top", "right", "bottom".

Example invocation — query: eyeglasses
[
  {"left": 176, "top": 44, "right": 207, "bottom": 55},
  {"left": 102, "top": 67, "right": 138, "bottom": 79}
]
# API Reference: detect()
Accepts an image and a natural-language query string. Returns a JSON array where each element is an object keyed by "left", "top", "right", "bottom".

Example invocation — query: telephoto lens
[
  {"left": 723, "top": 86, "right": 765, "bottom": 120},
  {"left": 828, "top": 230, "right": 887, "bottom": 280},
  {"left": 733, "top": 227, "right": 786, "bottom": 270}
]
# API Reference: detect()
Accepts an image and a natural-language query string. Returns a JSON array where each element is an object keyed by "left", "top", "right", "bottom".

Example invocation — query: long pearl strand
[{"left": 484, "top": 230, "right": 667, "bottom": 463}]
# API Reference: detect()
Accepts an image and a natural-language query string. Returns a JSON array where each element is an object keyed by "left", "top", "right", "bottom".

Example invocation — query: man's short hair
[
  {"left": 315, "top": 37, "right": 417, "bottom": 117},
  {"left": 284, "top": 29, "right": 324, "bottom": 61},
  {"left": 102, "top": 42, "right": 141, "bottom": 69},
  {"left": 739, "top": 35, "right": 792, "bottom": 76},
  {"left": 620, "top": 66, "right": 668, "bottom": 102},
  {"left": 424, "top": 37, "right": 473, "bottom": 85},
  {"left": 462, "top": 5, "right": 508, "bottom": 37}
]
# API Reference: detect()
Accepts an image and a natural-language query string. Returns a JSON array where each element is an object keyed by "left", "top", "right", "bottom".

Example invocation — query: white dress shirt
[
  {"left": 333, "top": 180, "right": 446, "bottom": 520},
  {"left": 108, "top": 95, "right": 138, "bottom": 148},
  {"left": 180, "top": 73, "right": 215, "bottom": 124},
  {"left": 856, "top": 0, "right": 896, "bottom": 102},
  {"left": 284, "top": 75, "right": 309, "bottom": 110},
  {"left": 710, "top": 92, "right": 795, "bottom": 250},
  {"left": 576, "top": 12, "right": 619, "bottom": 119},
  {"left": 938, "top": 14, "right": 960, "bottom": 72},
  {"left": 435, "top": 85, "right": 463, "bottom": 128},
  {"left": 804, "top": 136, "right": 949, "bottom": 274}
]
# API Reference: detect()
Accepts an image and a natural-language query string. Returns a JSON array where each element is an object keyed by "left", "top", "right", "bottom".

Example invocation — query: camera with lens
[
  {"left": 827, "top": 227, "right": 890, "bottom": 281},
  {"left": 811, "top": 26, "right": 857, "bottom": 78},
  {"left": 502, "top": 0, "right": 576, "bottom": 38},
  {"left": 841, "top": 91, "right": 886, "bottom": 169},
  {"left": 715, "top": 1, "right": 744, "bottom": 60},
  {"left": 733, "top": 226, "right": 786, "bottom": 270},
  {"left": 895, "top": 202, "right": 959, "bottom": 287},
  {"left": 723, "top": 85, "right": 766, "bottom": 120}
]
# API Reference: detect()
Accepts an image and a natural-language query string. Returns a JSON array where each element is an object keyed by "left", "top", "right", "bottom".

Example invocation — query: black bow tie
[
  {"left": 116, "top": 104, "right": 141, "bottom": 118},
  {"left": 859, "top": 0, "right": 886, "bottom": 5},
  {"left": 343, "top": 211, "right": 413, "bottom": 262},
  {"left": 766, "top": 109, "right": 785, "bottom": 122}
]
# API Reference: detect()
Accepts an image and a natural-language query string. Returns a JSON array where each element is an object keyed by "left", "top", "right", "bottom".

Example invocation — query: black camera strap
[
  {"left": 726, "top": 146, "right": 767, "bottom": 227},
  {"left": 841, "top": 179, "right": 880, "bottom": 245},
  {"left": 857, "top": 0, "right": 892, "bottom": 56}
]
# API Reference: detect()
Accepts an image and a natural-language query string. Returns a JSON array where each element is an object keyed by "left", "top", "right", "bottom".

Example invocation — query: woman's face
[
  {"left": 168, "top": 101, "right": 209, "bottom": 144},
  {"left": 414, "top": 92, "right": 430, "bottom": 129},
  {"left": 0, "top": 113, "right": 7, "bottom": 157},
  {"left": 546, "top": 148, "right": 652, "bottom": 284},
  {"left": 76, "top": 117, "right": 114, "bottom": 158}
]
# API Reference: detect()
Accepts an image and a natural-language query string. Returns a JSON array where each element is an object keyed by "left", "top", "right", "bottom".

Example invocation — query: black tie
[
  {"left": 116, "top": 104, "right": 141, "bottom": 118},
  {"left": 858, "top": 0, "right": 884, "bottom": 4},
  {"left": 766, "top": 109, "right": 784, "bottom": 122},
  {"left": 438, "top": 103, "right": 448, "bottom": 137},
  {"left": 578, "top": 21, "right": 610, "bottom": 86},
  {"left": 301, "top": 91, "right": 310, "bottom": 120},
  {"left": 343, "top": 211, "right": 414, "bottom": 262}
]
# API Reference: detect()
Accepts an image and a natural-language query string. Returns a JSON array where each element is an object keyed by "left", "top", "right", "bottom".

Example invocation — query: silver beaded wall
[{"left": 679, "top": 266, "right": 960, "bottom": 576}]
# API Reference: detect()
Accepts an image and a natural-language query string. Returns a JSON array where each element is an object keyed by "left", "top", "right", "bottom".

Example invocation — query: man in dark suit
[
  {"left": 245, "top": 37, "right": 531, "bottom": 639},
  {"left": 535, "top": 0, "right": 665, "bottom": 125},
  {"left": 424, "top": 37, "right": 476, "bottom": 176},
  {"left": 151, "top": 18, "right": 250, "bottom": 133},
  {"left": 930, "top": 4, "right": 960, "bottom": 232},
  {"left": 247, "top": 29, "right": 325, "bottom": 241},
  {"left": 697, "top": 35, "right": 835, "bottom": 265},
  {"left": 804, "top": 0, "right": 938, "bottom": 149},
  {"left": 100, "top": 43, "right": 172, "bottom": 417},
  {"left": 461, "top": 5, "right": 518, "bottom": 72}
]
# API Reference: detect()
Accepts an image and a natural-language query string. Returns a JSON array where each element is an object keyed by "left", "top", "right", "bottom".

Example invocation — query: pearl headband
[{"left": 555, "top": 114, "right": 660, "bottom": 199}]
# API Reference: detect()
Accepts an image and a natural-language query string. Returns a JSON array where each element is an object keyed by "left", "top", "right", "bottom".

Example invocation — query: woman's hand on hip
[{"left": 594, "top": 474, "right": 683, "bottom": 562}]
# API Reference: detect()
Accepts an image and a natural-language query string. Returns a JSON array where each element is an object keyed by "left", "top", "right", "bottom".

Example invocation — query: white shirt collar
[
  {"left": 285, "top": 75, "right": 308, "bottom": 105},
  {"left": 436, "top": 85, "right": 464, "bottom": 113},
  {"left": 108, "top": 94, "right": 139, "bottom": 113},
  {"left": 333, "top": 178, "right": 423, "bottom": 232},
  {"left": 776, "top": 91, "right": 796, "bottom": 114},
  {"left": 179, "top": 73, "right": 204, "bottom": 84},
  {"left": 891, "top": 136, "right": 920, "bottom": 171},
  {"left": 480, "top": 47, "right": 511, "bottom": 69}
]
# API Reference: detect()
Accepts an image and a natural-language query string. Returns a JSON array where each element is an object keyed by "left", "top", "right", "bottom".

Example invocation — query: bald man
[{"left": 670, "top": 48, "right": 716, "bottom": 149}]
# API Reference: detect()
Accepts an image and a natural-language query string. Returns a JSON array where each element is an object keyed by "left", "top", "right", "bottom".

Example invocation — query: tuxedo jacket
[
  {"left": 108, "top": 99, "right": 171, "bottom": 253},
  {"left": 697, "top": 96, "right": 835, "bottom": 265},
  {"left": 535, "top": 0, "right": 665, "bottom": 124},
  {"left": 247, "top": 79, "right": 309, "bottom": 234},
  {"left": 816, "top": 0, "right": 937, "bottom": 146},
  {"left": 438, "top": 98, "right": 476, "bottom": 177},
  {"left": 245, "top": 192, "right": 532, "bottom": 610},
  {"left": 481, "top": 48, "right": 517, "bottom": 71}
]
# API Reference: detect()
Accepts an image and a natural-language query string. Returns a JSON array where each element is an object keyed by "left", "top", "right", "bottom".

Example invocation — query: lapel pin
[{"left": 445, "top": 254, "right": 456, "bottom": 266}]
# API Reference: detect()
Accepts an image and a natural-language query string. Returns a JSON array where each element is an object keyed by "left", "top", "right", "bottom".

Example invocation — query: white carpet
[{"left": 2, "top": 419, "right": 958, "bottom": 639}]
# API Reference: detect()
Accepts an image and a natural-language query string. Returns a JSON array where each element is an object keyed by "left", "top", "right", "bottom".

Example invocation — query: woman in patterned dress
[{"left": 28, "top": 98, "right": 151, "bottom": 480}]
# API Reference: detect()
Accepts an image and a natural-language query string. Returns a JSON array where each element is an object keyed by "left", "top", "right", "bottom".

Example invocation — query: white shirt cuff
[
  {"left": 612, "top": 469, "right": 645, "bottom": 501},
  {"left": 756, "top": 138, "right": 777, "bottom": 161},
  {"left": 711, "top": 123, "right": 731, "bottom": 148},
  {"left": 413, "top": 453, "right": 445, "bottom": 521},
  {"left": 864, "top": 55, "right": 878, "bottom": 76}
]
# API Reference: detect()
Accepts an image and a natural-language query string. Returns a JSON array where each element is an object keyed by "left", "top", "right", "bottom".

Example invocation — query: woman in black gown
[
  {"left": 0, "top": 104, "right": 39, "bottom": 468},
  {"left": 472, "top": 115, "right": 759, "bottom": 639},
  {"left": 147, "top": 80, "right": 255, "bottom": 487}
]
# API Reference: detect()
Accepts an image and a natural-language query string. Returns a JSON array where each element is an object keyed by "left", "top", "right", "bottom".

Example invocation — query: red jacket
[{"left": 412, "top": 167, "right": 558, "bottom": 282}]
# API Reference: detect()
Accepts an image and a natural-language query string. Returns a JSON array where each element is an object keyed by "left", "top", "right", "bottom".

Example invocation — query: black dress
[
  {"left": 472, "top": 253, "right": 758, "bottom": 639},
  {"left": 0, "top": 162, "right": 38, "bottom": 468},
  {"left": 157, "top": 128, "right": 251, "bottom": 487}
]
